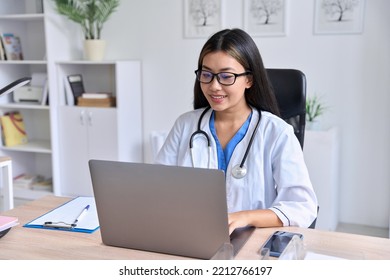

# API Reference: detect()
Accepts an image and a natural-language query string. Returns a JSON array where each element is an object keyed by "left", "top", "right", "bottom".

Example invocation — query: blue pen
[{"left": 72, "top": 205, "right": 90, "bottom": 226}]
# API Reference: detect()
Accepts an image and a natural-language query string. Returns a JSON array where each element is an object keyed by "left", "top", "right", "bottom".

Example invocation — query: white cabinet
[
  {"left": 59, "top": 107, "right": 118, "bottom": 196},
  {"left": 303, "top": 127, "right": 340, "bottom": 231},
  {"left": 56, "top": 61, "right": 143, "bottom": 197}
]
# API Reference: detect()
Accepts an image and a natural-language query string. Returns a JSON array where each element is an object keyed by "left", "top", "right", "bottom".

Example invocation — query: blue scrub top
[{"left": 209, "top": 111, "right": 252, "bottom": 174}]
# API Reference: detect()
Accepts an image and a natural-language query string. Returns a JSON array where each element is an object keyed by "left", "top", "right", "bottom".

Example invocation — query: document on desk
[{"left": 24, "top": 196, "right": 99, "bottom": 233}]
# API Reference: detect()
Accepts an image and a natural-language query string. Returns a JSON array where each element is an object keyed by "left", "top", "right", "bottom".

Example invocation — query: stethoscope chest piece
[{"left": 231, "top": 164, "right": 247, "bottom": 179}]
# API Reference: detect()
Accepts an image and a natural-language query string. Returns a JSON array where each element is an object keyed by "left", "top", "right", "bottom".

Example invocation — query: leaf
[
  {"left": 53, "top": 0, "right": 120, "bottom": 39},
  {"left": 306, "top": 95, "right": 328, "bottom": 122}
]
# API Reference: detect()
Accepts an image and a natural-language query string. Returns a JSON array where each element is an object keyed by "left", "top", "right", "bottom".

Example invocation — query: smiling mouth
[{"left": 210, "top": 95, "right": 226, "bottom": 100}]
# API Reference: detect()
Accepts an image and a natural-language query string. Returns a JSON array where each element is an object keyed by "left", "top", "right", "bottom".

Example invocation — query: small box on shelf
[{"left": 77, "top": 97, "right": 116, "bottom": 108}]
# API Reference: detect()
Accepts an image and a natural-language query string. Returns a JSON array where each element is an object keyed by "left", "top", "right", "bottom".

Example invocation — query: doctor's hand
[
  {"left": 228, "top": 211, "right": 251, "bottom": 234},
  {"left": 228, "top": 209, "right": 283, "bottom": 234}
]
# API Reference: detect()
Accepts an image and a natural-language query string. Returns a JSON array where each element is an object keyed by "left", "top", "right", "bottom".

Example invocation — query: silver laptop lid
[{"left": 89, "top": 159, "right": 230, "bottom": 259}]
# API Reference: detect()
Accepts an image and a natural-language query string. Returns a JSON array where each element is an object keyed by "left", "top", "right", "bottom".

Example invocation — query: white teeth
[{"left": 212, "top": 95, "right": 225, "bottom": 99}]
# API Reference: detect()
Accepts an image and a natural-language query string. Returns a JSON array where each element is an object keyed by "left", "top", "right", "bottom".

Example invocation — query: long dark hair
[{"left": 193, "top": 28, "right": 280, "bottom": 116}]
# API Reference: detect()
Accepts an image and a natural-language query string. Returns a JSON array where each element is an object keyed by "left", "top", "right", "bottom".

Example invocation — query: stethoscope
[{"left": 189, "top": 107, "right": 261, "bottom": 179}]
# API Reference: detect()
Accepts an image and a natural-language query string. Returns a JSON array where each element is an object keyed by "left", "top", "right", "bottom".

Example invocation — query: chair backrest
[
  {"left": 266, "top": 69, "right": 307, "bottom": 148},
  {"left": 267, "top": 69, "right": 318, "bottom": 228}
]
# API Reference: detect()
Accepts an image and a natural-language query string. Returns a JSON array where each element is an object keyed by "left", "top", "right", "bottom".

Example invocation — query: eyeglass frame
[{"left": 195, "top": 69, "right": 252, "bottom": 86}]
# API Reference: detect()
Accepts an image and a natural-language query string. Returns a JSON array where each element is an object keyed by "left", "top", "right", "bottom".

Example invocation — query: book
[
  {"left": 82, "top": 93, "right": 110, "bottom": 99},
  {"left": 67, "top": 74, "right": 85, "bottom": 105},
  {"left": 31, "top": 177, "right": 53, "bottom": 191},
  {"left": 0, "top": 35, "right": 6, "bottom": 60},
  {"left": 13, "top": 174, "right": 44, "bottom": 189},
  {"left": 0, "top": 215, "right": 19, "bottom": 238},
  {"left": 2, "top": 33, "right": 23, "bottom": 60},
  {"left": 41, "top": 78, "right": 49, "bottom": 105},
  {"left": 64, "top": 76, "right": 74, "bottom": 105}
]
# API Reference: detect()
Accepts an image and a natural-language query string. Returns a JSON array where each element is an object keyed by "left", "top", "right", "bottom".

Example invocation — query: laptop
[{"left": 89, "top": 159, "right": 254, "bottom": 259}]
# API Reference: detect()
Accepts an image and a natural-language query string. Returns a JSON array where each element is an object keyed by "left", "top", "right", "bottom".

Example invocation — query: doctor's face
[{"left": 199, "top": 51, "right": 252, "bottom": 113}]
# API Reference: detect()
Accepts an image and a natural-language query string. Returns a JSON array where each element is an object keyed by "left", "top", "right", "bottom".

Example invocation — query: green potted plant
[
  {"left": 306, "top": 95, "right": 327, "bottom": 130},
  {"left": 52, "top": 0, "right": 120, "bottom": 60}
]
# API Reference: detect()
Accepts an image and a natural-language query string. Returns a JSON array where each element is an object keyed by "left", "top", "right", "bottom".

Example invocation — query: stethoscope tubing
[
  {"left": 189, "top": 107, "right": 261, "bottom": 178},
  {"left": 189, "top": 107, "right": 212, "bottom": 168}
]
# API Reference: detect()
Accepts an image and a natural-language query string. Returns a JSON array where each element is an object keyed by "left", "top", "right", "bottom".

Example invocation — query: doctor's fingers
[{"left": 228, "top": 213, "right": 250, "bottom": 234}]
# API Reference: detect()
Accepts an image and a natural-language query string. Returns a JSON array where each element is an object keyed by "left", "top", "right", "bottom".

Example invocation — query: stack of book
[
  {"left": 77, "top": 93, "right": 116, "bottom": 107},
  {"left": 13, "top": 174, "right": 52, "bottom": 192}
]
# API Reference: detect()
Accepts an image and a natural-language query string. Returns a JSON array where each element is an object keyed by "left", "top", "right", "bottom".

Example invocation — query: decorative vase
[
  {"left": 306, "top": 120, "right": 321, "bottom": 131},
  {"left": 83, "top": 39, "right": 106, "bottom": 61}
]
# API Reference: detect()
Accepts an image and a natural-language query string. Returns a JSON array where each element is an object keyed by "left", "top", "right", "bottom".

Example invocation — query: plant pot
[
  {"left": 83, "top": 39, "right": 106, "bottom": 61},
  {"left": 306, "top": 120, "right": 321, "bottom": 131}
]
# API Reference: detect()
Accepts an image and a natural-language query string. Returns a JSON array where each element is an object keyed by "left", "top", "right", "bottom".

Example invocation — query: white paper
[{"left": 25, "top": 196, "right": 99, "bottom": 232}]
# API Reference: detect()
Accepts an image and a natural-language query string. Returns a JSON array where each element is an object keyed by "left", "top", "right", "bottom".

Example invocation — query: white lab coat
[{"left": 155, "top": 108, "right": 318, "bottom": 227}]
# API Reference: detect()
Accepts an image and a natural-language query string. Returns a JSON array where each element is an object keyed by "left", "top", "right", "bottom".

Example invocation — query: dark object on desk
[
  {"left": 0, "top": 228, "right": 11, "bottom": 238},
  {"left": 0, "top": 77, "right": 31, "bottom": 96},
  {"left": 261, "top": 230, "right": 304, "bottom": 257},
  {"left": 0, "top": 215, "right": 19, "bottom": 238}
]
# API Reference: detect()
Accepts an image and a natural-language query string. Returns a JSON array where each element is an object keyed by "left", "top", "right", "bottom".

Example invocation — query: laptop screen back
[{"left": 89, "top": 160, "right": 231, "bottom": 259}]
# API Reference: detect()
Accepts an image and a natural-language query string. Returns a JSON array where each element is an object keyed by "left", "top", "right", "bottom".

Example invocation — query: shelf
[
  {"left": 56, "top": 60, "right": 125, "bottom": 65},
  {"left": 1, "top": 139, "right": 51, "bottom": 154},
  {"left": 0, "top": 60, "right": 47, "bottom": 65},
  {"left": 0, "top": 103, "right": 49, "bottom": 110},
  {"left": 0, "top": 14, "right": 44, "bottom": 21},
  {"left": 13, "top": 187, "right": 52, "bottom": 200}
]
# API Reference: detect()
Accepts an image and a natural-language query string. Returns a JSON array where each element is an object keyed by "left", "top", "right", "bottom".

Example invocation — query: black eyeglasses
[{"left": 195, "top": 70, "right": 251, "bottom": 86}]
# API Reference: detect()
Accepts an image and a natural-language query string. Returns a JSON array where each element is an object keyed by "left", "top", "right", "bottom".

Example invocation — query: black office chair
[
  {"left": 266, "top": 69, "right": 306, "bottom": 148},
  {"left": 308, "top": 207, "right": 319, "bottom": 229},
  {"left": 266, "top": 69, "right": 318, "bottom": 229}
]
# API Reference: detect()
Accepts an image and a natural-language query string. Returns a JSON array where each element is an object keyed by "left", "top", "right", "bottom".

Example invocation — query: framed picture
[
  {"left": 243, "top": 0, "right": 287, "bottom": 37},
  {"left": 314, "top": 0, "right": 366, "bottom": 34},
  {"left": 184, "top": 0, "right": 222, "bottom": 38}
]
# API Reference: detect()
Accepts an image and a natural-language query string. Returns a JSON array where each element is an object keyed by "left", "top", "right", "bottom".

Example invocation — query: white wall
[{"left": 66, "top": 0, "right": 390, "bottom": 229}]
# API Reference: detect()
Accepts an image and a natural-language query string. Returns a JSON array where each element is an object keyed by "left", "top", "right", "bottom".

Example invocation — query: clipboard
[{"left": 24, "top": 196, "right": 99, "bottom": 233}]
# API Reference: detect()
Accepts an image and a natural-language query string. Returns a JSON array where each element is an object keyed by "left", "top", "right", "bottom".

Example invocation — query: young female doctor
[{"left": 155, "top": 28, "right": 317, "bottom": 233}]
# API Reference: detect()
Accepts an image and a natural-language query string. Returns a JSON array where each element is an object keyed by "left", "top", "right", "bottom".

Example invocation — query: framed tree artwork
[
  {"left": 184, "top": 0, "right": 222, "bottom": 38},
  {"left": 243, "top": 0, "right": 287, "bottom": 37},
  {"left": 314, "top": 0, "right": 366, "bottom": 34}
]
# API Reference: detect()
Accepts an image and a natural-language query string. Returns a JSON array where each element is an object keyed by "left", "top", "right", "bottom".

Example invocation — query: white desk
[{"left": 1, "top": 196, "right": 390, "bottom": 260}]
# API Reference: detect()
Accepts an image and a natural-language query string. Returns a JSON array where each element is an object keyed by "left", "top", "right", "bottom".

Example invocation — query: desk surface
[{"left": 1, "top": 196, "right": 390, "bottom": 260}]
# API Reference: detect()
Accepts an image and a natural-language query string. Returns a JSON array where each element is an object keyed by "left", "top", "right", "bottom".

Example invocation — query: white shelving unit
[
  {"left": 0, "top": 1, "right": 144, "bottom": 205},
  {"left": 0, "top": 1, "right": 52, "bottom": 206}
]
